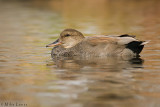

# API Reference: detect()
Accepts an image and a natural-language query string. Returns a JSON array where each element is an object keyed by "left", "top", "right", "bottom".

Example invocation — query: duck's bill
[{"left": 46, "top": 39, "right": 62, "bottom": 47}]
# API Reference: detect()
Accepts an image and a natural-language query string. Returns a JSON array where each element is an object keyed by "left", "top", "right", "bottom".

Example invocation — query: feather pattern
[{"left": 47, "top": 29, "right": 149, "bottom": 57}]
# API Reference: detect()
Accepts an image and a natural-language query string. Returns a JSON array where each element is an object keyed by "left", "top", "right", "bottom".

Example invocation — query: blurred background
[{"left": 0, "top": 0, "right": 160, "bottom": 107}]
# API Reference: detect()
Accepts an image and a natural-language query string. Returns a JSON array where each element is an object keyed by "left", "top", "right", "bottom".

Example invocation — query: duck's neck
[{"left": 77, "top": 36, "right": 85, "bottom": 43}]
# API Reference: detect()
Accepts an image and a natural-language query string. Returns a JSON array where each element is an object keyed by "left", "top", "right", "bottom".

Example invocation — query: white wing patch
[{"left": 117, "top": 37, "right": 137, "bottom": 45}]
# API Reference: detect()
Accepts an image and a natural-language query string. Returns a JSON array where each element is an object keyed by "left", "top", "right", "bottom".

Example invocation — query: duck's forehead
[
  {"left": 61, "top": 31, "right": 76, "bottom": 36},
  {"left": 62, "top": 30, "right": 71, "bottom": 34},
  {"left": 60, "top": 31, "right": 68, "bottom": 36}
]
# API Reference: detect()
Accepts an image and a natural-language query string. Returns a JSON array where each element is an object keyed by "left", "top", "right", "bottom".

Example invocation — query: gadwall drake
[{"left": 46, "top": 29, "right": 149, "bottom": 57}]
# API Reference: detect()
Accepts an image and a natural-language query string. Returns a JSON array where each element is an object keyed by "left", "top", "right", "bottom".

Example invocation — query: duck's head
[{"left": 46, "top": 29, "right": 85, "bottom": 48}]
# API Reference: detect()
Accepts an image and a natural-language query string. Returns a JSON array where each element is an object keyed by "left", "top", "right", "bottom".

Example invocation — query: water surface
[{"left": 0, "top": 0, "right": 160, "bottom": 107}]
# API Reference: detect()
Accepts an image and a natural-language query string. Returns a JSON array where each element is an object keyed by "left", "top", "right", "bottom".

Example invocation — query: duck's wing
[
  {"left": 86, "top": 35, "right": 136, "bottom": 46},
  {"left": 85, "top": 36, "right": 117, "bottom": 46},
  {"left": 104, "top": 34, "right": 136, "bottom": 38},
  {"left": 117, "top": 34, "right": 136, "bottom": 38},
  {"left": 86, "top": 35, "right": 149, "bottom": 55}
]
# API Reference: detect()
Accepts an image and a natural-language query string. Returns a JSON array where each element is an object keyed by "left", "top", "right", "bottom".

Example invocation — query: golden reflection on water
[
  {"left": 0, "top": 0, "right": 160, "bottom": 107},
  {"left": 47, "top": 0, "right": 160, "bottom": 35}
]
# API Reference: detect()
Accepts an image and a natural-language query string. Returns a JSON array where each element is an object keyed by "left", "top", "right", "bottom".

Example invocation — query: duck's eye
[{"left": 64, "top": 34, "right": 70, "bottom": 37}]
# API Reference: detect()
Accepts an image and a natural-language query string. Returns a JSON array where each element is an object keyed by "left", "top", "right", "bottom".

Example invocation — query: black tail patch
[{"left": 126, "top": 41, "right": 144, "bottom": 55}]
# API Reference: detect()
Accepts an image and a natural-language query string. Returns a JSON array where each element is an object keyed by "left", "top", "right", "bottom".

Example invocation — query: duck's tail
[
  {"left": 140, "top": 40, "right": 150, "bottom": 45},
  {"left": 117, "top": 34, "right": 150, "bottom": 57},
  {"left": 126, "top": 40, "right": 150, "bottom": 55}
]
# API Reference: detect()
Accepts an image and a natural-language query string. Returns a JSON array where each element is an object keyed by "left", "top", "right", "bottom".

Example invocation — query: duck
[{"left": 46, "top": 29, "right": 149, "bottom": 58}]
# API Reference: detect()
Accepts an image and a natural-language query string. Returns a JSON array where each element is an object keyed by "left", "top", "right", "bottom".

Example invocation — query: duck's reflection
[
  {"left": 48, "top": 56, "right": 144, "bottom": 71},
  {"left": 45, "top": 56, "right": 144, "bottom": 106}
]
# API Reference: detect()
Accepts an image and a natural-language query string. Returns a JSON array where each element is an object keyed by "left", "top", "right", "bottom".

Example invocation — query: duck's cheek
[
  {"left": 63, "top": 45, "right": 73, "bottom": 49},
  {"left": 62, "top": 42, "right": 76, "bottom": 49},
  {"left": 62, "top": 43, "right": 73, "bottom": 49}
]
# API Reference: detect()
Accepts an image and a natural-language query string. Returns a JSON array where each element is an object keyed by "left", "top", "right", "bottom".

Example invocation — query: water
[{"left": 0, "top": 0, "right": 160, "bottom": 107}]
